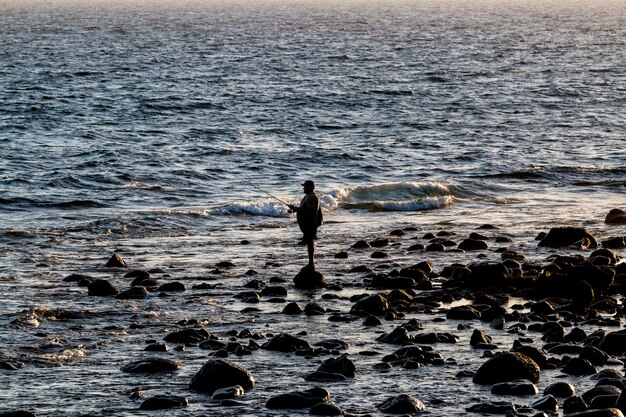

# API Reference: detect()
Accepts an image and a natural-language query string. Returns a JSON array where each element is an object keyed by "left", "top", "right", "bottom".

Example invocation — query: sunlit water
[{"left": 0, "top": 0, "right": 625, "bottom": 415}]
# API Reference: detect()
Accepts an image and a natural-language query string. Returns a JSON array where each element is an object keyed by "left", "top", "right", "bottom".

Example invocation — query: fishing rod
[{"left": 241, "top": 180, "right": 291, "bottom": 207}]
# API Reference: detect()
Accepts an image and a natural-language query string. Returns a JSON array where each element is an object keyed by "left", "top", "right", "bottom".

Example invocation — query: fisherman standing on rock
[{"left": 289, "top": 180, "right": 322, "bottom": 271}]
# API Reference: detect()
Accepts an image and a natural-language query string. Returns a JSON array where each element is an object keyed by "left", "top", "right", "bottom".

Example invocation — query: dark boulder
[
  {"left": 266, "top": 387, "right": 330, "bottom": 409},
  {"left": 370, "top": 238, "right": 389, "bottom": 248},
  {"left": 294, "top": 267, "right": 325, "bottom": 290},
  {"left": 539, "top": 227, "right": 598, "bottom": 248},
  {"left": 531, "top": 395, "right": 559, "bottom": 411},
  {"left": 212, "top": 385, "right": 244, "bottom": 400},
  {"left": 262, "top": 333, "right": 310, "bottom": 352},
  {"left": 602, "top": 237, "right": 626, "bottom": 249},
  {"left": 459, "top": 239, "right": 488, "bottom": 251},
  {"left": 597, "top": 329, "right": 626, "bottom": 355},
  {"left": 309, "top": 403, "right": 345, "bottom": 416},
  {"left": 282, "top": 302, "right": 302, "bottom": 315},
  {"left": 582, "top": 386, "right": 622, "bottom": 405},
  {"left": 106, "top": 253, "right": 128, "bottom": 268},
  {"left": 564, "top": 396, "right": 589, "bottom": 414},
  {"left": 350, "top": 294, "right": 388, "bottom": 316},
  {"left": 351, "top": 240, "right": 371, "bottom": 249},
  {"left": 87, "top": 279, "right": 120, "bottom": 296},
  {"left": 115, "top": 286, "right": 148, "bottom": 300},
  {"left": 605, "top": 209, "right": 626, "bottom": 225},
  {"left": 305, "top": 371, "right": 349, "bottom": 383},
  {"left": 468, "top": 262, "right": 511, "bottom": 288},
  {"left": 467, "top": 402, "right": 516, "bottom": 414},
  {"left": 304, "top": 303, "right": 326, "bottom": 316},
  {"left": 376, "top": 327, "right": 413, "bottom": 345},
  {"left": 121, "top": 358, "right": 179, "bottom": 373},
  {"left": 545, "top": 382, "right": 576, "bottom": 398},
  {"left": 189, "top": 359, "right": 254, "bottom": 394},
  {"left": 446, "top": 305, "right": 481, "bottom": 320},
  {"left": 317, "top": 355, "right": 355, "bottom": 378},
  {"left": 140, "top": 395, "right": 188, "bottom": 410},
  {"left": 157, "top": 282, "right": 186, "bottom": 292},
  {"left": 144, "top": 343, "right": 168, "bottom": 352},
  {"left": 164, "top": 328, "right": 209, "bottom": 344},
  {"left": 491, "top": 380, "right": 538, "bottom": 396},
  {"left": 470, "top": 329, "right": 492, "bottom": 347},
  {"left": 563, "top": 357, "right": 597, "bottom": 376},
  {"left": 579, "top": 346, "right": 609, "bottom": 366},
  {"left": 377, "top": 394, "right": 425, "bottom": 414},
  {"left": 473, "top": 352, "right": 540, "bottom": 384}
]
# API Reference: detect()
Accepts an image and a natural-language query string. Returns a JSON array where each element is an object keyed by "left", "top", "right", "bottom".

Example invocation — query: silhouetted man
[{"left": 289, "top": 180, "right": 321, "bottom": 270}]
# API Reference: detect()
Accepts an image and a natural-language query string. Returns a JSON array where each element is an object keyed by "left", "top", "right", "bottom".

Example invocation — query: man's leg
[{"left": 306, "top": 239, "right": 315, "bottom": 269}]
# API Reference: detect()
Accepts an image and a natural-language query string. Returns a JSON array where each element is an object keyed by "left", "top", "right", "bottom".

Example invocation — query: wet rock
[
  {"left": 314, "top": 340, "right": 349, "bottom": 351},
  {"left": 605, "top": 209, "right": 626, "bottom": 225},
  {"left": 597, "top": 329, "right": 626, "bottom": 356},
  {"left": 87, "top": 279, "right": 120, "bottom": 296},
  {"left": 531, "top": 394, "right": 559, "bottom": 411},
  {"left": 116, "top": 286, "right": 148, "bottom": 300},
  {"left": 425, "top": 242, "right": 445, "bottom": 252},
  {"left": 304, "top": 303, "right": 326, "bottom": 316},
  {"left": 106, "top": 253, "right": 128, "bottom": 268},
  {"left": 470, "top": 329, "right": 492, "bottom": 346},
  {"left": 569, "top": 410, "right": 625, "bottom": 417},
  {"left": 370, "top": 274, "right": 415, "bottom": 290},
  {"left": 121, "top": 358, "right": 179, "bottom": 373},
  {"left": 157, "top": 282, "right": 186, "bottom": 292},
  {"left": 407, "top": 243, "right": 424, "bottom": 251},
  {"left": 305, "top": 371, "right": 349, "bottom": 382},
  {"left": 473, "top": 352, "right": 540, "bottom": 384},
  {"left": 371, "top": 251, "right": 387, "bottom": 259},
  {"left": 309, "top": 403, "right": 345, "bottom": 415},
  {"left": 144, "top": 343, "right": 168, "bottom": 352},
  {"left": 538, "top": 227, "right": 598, "bottom": 248},
  {"left": 266, "top": 387, "right": 330, "bottom": 409},
  {"left": 370, "top": 238, "right": 389, "bottom": 248},
  {"left": 602, "top": 237, "right": 626, "bottom": 249},
  {"left": 459, "top": 239, "right": 489, "bottom": 251},
  {"left": 544, "top": 382, "right": 576, "bottom": 398},
  {"left": 580, "top": 346, "right": 609, "bottom": 366},
  {"left": 446, "top": 305, "right": 481, "bottom": 320},
  {"left": 334, "top": 251, "right": 348, "bottom": 259},
  {"left": 591, "top": 396, "right": 620, "bottom": 410},
  {"left": 294, "top": 267, "right": 325, "bottom": 290},
  {"left": 582, "top": 386, "right": 622, "bottom": 405},
  {"left": 63, "top": 273, "right": 91, "bottom": 282},
  {"left": 467, "top": 262, "right": 511, "bottom": 288},
  {"left": 563, "top": 357, "right": 597, "bottom": 376},
  {"left": 139, "top": 395, "right": 187, "bottom": 410},
  {"left": 351, "top": 240, "right": 371, "bottom": 249},
  {"left": 282, "top": 302, "right": 302, "bottom": 315},
  {"left": 164, "top": 328, "right": 209, "bottom": 344},
  {"left": 350, "top": 294, "right": 388, "bottom": 316},
  {"left": 262, "top": 333, "right": 310, "bottom": 352},
  {"left": 347, "top": 265, "right": 372, "bottom": 273},
  {"left": 363, "top": 315, "right": 382, "bottom": 326},
  {"left": 564, "top": 397, "right": 590, "bottom": 413},
  {"left": 317, "top": 355, "right": 355, "bottom": 378},
  {"left": 377, "top": 394, "right": 425, "bottom": 414},
  {"left": 467, "top": 401, "right": 516, "bottom": 414},
  {"left": 0, "top": 361, "right": 24, "bottom": 370},
  {"left": 189, "top": 359, "right": 254, "bottom": 394},
  {"left": 212, "top": 385, "right": 244, "bottom": 400},
  {"left": 376, "top": 326, "right": 413, "bottom": 345},
  {"left": 261, "top": 286, "right": 288, "bottom": 297},
  {"left": 491, "top": 380, "right": 538, "bottom": 396},
  {"left": 511, "top": 345, "right": 546, "bottom": 368}
]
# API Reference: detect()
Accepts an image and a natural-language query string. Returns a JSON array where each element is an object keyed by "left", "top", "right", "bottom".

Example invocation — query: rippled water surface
[{"left": 1, "top": 0, "right": 625, "bottom": 415}]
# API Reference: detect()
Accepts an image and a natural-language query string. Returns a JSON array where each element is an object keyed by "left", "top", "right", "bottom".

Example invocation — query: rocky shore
[{"left": 2, "top": 209, "right": 626, "bottom": 416}]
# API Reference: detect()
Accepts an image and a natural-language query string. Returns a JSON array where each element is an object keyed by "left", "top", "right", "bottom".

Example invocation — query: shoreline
[{"left": 1, "top": 210, "right": 625, "bottom": 416}]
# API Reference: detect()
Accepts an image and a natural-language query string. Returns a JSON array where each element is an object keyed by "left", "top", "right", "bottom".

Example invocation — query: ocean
[{"left": 0, "top": 0, "right": 625, "bottom": 415}]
